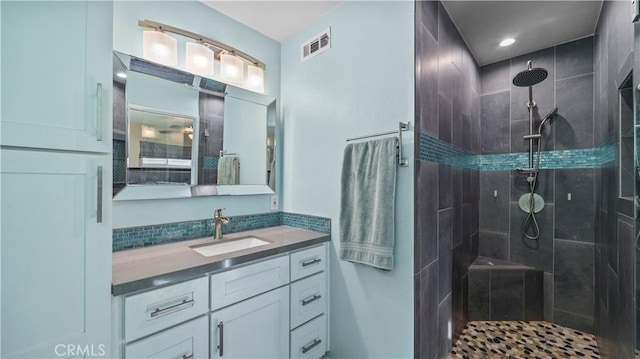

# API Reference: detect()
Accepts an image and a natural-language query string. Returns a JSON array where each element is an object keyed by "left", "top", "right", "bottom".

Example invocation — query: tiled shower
[{"left": 414, "top": 0, "right": 637, "bottom": 358}]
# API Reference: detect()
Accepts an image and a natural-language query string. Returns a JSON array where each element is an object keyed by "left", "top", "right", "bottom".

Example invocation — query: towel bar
[{"left": 345, "top": 121, "right": 409, "bottom": 167}]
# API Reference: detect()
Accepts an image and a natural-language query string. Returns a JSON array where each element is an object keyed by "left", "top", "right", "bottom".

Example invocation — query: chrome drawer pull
[
  {"left": 302, "top": 339, "right": 322, "bottom": 354},
  {"left": 301, "top": 258, "right": 321, "bottom": 267},
  {"left": 96, "top": 166, "right": 103, "bottom": 223},
  {"left": 301, "top": 294, "right": 322, "bottom": 306},
  {"left": 182, "top": 355, "right": 194, "bottom": 359},
  {"left": 96, "top": 82, "right": 103, "bottom": 141},
  {"left": 217, "top": 321, "right": 224, "bottom": 357},
  {"left": 149, "top": 299, "right": 194, "bottom": 318}
]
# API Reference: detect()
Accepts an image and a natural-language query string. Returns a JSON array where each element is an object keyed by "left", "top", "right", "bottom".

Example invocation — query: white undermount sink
[{"left": 191, "top": 237, "right": 270, "bottom": 257}]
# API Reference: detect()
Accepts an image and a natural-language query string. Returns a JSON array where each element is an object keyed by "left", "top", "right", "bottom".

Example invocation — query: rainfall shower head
[
  {"left": 513, "top": 60, "right": 548, "bottom": 87},
  {"left": 513, "top": 67, "right": 548, "bottom": 87}
]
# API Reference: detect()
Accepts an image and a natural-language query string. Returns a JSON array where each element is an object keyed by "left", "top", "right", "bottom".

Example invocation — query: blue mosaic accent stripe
[
  {"left": 113, "top": 140, "right": 126, "bottom": 183},
  {"left": 419, "top": 133, "right": 477, "bottom": 169},
  {"left": 203, "top": 156, "right": 219, "bottom": 169},
  {"left": 282, "top": 212, "right": 331, "bottom": 234},
  {"left": 420, "top": 132, "right": 616, "bottom": 170},
  {"left": 113, "top": 212, "right": 330, "bottom": 251}
]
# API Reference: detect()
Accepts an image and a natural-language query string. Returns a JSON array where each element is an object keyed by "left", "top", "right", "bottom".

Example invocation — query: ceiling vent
[{"left": 301, "top": 28, "right": 331, "bottom": 62}]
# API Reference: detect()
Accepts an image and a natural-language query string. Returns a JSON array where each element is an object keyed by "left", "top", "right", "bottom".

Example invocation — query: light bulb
[{"left": 499, "top": 38, "right": 516, "bottom": 47}]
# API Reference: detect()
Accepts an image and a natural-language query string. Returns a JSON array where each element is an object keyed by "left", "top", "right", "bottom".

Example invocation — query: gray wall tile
[
  {"left": 480, "top": 59, "right": 511, "bottom": 95},
  {"left": 509, "top": 202, "right": 554, "bottom": 272},
  {"left": 479, "top": 171, "right": 510, "bottom": 232},
  {"left": 524, "top": 270, "right": 544, "bottom": 320},
  {"left": 438, "top": 208, "right": 453, "bottom": 302},
  {"left": 468, "top": 270, "right": 490, "bottom": 320},
  {"left": 554, "top": 169, "right": 595, "bottom": 242},
  {"left": 481, "top": 91, "right": 511, "bottom": 154},
  {"left": 553, "top": 239, "right": 594, "bottom": 316},
  {"left": 556, "top": 37, "right": 594, "bottom": 80},
  {"left": 490, "top": 270, "right": 524, "bottom": 320},
  {"left": 437, "top": 294, "right": 453, "bottom": 359},
  {"left": 478, "top": 231, "right": 509, "bottom": 260},
  {"left": 417, "top": 161, "right": 439, "bottom": 270},
  {"left": 555, "top": 74, "right": 595, "bottom": 150}
]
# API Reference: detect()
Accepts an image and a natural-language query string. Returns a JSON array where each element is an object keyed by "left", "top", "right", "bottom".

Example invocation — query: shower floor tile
[{"left": 449, "top": 321, "right": 599, "bottom": 359}]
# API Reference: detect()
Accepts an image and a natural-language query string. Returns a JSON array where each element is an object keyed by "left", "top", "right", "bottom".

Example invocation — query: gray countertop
[{"left": 112, "top": 225, "right": 330, "bottom": 296}]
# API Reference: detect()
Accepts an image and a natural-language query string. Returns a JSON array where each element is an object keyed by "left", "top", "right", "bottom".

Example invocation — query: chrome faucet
[{"left": 213, "top": 208, "right": 230, "bottom": 240}]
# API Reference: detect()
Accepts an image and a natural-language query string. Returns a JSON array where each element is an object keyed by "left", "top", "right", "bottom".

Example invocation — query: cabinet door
[
  {"left": 1, "top": 149, "right": 111, "bottom": 358},
  {"left": 125, "top": 316, "right": 208, "bottom": 359},
  {"left": 211, "top": 286, "right": 289, "bottom": 359},
  {"left": 1, "top": 1, "right": 112, "bottom": 152}
]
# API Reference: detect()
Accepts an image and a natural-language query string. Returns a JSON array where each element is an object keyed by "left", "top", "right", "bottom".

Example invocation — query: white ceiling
[
  {"left": 442, "top": 1, "right": 603, "bottom": 66},
  {"left": 200, "top": 0, "right": 343, "bottom": 42},
  {"left": 201, "top": 1, "right": 603, "bottom": 65}
]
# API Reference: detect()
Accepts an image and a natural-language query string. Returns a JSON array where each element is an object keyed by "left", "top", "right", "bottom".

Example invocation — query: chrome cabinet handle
[
  {"left": 217, "top": 321, "right": 224, "bottom": 357},
  {"left": 149, "top": 299, "right": 194, "bottom": 318},
  {"left": 302, "top": 339, "right": 322, "bottom": 354},
  {"left": 301, "top": 258, "right": 321, "bottom": 267},
  {"left": 301, "top": 294, "right": 322, "bottom": 306},
  {"left": 96, "top": 82, "right": 103, "bottom": 141},
  {"left": 96, "top": 166, "right": 103, "bottom": 223},
  {"left": 182, "top": 355, "right": 194, "bottom": 359}
]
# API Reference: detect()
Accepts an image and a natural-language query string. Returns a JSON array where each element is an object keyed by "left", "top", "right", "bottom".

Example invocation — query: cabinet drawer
[
  {"left": 125, "top": 316, "right": 208, "bottom": 359},
  {"left": 211, "top": 255, "right": 289, "bottom": 310},
  {"left": 125, "top": 277, "right": 208, "bottom": 342},
  {"left": 290, "top": 314, "right": 327, "bottom": 359},
  {"left": 290, "top": 272, "right": 327, "bottom": 329},
  {"left": 290, "top": 244, "right": 327, "bottom": 282}
]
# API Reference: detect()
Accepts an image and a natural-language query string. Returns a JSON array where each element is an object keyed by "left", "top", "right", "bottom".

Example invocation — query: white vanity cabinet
[{"left": 113, "top": 242, "right": 329, "bottom": 359}]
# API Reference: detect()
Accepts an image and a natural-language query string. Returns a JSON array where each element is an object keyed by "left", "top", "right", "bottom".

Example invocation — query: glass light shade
[
  {"left": 142, "top": 31, "right": 177, "bottom": 66},
  {"left": 220, "top": 53, "right": 244, "bottom": 83},
  {"left": 185, "top": 42, "right": 214, "bottom": 76},
  {"left": 246, "top": 64, "right": 265, "bottom": 93},
  {"left": 141, "top": 125, "right": 156, "bottom": 138}
]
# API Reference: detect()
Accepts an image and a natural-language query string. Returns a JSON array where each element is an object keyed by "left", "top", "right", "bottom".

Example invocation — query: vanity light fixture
[
  {"left": 185, "top": 42, "right": 214, "bottom": 76},
  {"left": 142, "top": 30, "right": 178, "bottom": 66},
  {"left": 220, "top": 52, "right": 244, "bottom": 83},
  {"left": 246, "top": 64, "right": 265, "bottom": 93},
  {"left": 499, "top": 38, "right": 516, "bottom": 47},
  {"left": 139, "top": 20, "right": 266, "bottom": 93}
]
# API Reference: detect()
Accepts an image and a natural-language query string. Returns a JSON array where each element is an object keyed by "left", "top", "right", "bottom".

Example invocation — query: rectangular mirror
[{"left": 113, "top": 51, "right": 276, "bottom": 200}]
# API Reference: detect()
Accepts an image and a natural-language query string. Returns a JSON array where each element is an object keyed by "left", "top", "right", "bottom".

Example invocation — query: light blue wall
[
  {"left": 281, "top": 2, "right": 415, "bottom": 357},
  {"left": 112, "top": 1, "right": 281, "bottom": 228}
]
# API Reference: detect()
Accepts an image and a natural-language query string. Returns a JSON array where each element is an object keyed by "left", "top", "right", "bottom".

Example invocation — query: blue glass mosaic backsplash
[
  {"left": 419, "top": 132, "right": 615, "bottom": 170},
  {"left": 113, "top": 212, "right": 331, "bottom": 251}
]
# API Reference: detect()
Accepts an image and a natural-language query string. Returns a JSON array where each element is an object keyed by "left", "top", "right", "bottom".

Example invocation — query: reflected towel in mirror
[{"left": 217, "top": 156, "right": 240, "bottom": 185}]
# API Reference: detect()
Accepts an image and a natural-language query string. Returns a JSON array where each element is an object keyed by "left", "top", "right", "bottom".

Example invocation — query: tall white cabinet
[{"left": 0, "top": 1, "right": 113, "bottom": 358}]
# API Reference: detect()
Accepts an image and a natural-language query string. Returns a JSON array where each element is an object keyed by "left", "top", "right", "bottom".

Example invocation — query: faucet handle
[{"left": 214, "top": 208, "right": 226, "bottom": 217}]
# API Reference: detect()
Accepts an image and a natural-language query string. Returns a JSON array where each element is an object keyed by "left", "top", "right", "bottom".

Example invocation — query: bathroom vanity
[{"left": 111, "top": 226, "right": 329, "bottom": 359}]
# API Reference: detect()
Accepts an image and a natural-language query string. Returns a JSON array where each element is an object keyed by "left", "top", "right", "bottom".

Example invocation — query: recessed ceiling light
[
  {"left": 116, "top": 72, "right": 127, "bottom": 79},
  {"left": 500, "top": 38, "right": 516, "bottom": 47}
]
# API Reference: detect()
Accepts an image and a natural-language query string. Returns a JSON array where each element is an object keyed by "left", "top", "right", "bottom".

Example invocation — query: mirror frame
[{"left": 112, "top": 51, "right": 277, "bottom": 200}]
